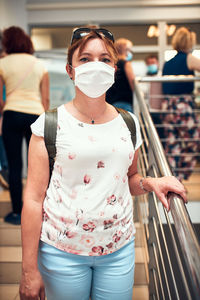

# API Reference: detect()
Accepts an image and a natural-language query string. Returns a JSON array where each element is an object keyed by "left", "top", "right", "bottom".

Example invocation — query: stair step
[
  {"left": 0, "top": 247, "right": 146, "bottom": 266},
  {"left": 0, "top": 219, "right": 21, "bottom": 246},
  {"left": 0, "top": 262, "right": 21, "bottom": 284},
  {"left": 0, "top": 247, "right": 22, "bottom": 284},
  {"left": 135, "top": 222, "right": 145, "bottom": 247},
  {"left": 0, "top": 246, "right": 148, "bottom": 284},
  {"left": 0, "top": 191, "right": 11, "bottom": 218},
  {"left": 0, "top": 284, "right": 19, "bottom": 300},
  {"left": 0, "top": 220, "right": 145, "bottom": 247},
  {"left": 0, "top": 264, "right": 148, "bottom": 285},
  {"left": 0, "top": 247, "right": 22, "bottom": 262},
  {"left": 132, "top": 285, "right": 149, "bottom": 300},
  {"left": 0, "top": 283, "right": 148, "bottom": 300},
  {"left": 134, "top": 263, "right": 148, "bottom": 285}
]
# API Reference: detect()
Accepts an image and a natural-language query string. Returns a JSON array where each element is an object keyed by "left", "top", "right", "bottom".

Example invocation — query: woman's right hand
[{"left": 19, "top": 269, "right": 45, "bottom": 300}]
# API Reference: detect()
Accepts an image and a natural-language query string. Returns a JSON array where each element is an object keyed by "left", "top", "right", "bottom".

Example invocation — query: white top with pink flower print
[{"left": 31, "top": 104, "right": 142, "bottom": 256}]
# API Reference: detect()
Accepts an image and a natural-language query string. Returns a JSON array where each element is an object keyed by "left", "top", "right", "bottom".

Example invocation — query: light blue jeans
[{"left": 38, "top": 239, "right": 135, "bottom": 300}]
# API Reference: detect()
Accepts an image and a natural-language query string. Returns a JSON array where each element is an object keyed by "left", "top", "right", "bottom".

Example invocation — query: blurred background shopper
[
  {"left": 106, "top": 38, "right": 135, "bottom": 112},
  {"left": 0, "top": 40, "right": 9, "bottom": 189},
  {"left": 161, "top": 27, "right": 200, "bottom": 181},
  {"left": 0, "top": 26, "right": 49, "bottom": 225},
  {"left": 145, "top": 54, "right": 159, "bottom": 76}
]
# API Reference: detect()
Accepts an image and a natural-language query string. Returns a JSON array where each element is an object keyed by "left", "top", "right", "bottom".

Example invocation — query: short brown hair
[
  {"left": 145, "top": 54, "right": 158, "bottom": 64},
  {"left": 2, "top": 26, "right": 34, "bottom": 54},
  {"left": 114, "top": 38, "right": 133, "bottom": 56},
  {"left": 67, "top": 30, "right": 118, "bottom": 66},
  {"left": 172, "top": 27, "right": 196, "bottom": 53}
]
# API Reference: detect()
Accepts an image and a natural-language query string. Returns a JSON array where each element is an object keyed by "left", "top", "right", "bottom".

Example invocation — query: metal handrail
[
  {"left": 138, "top": 75, "right": 200, "bottom": 83},
  {"left": 134, "top": 78, "right": 200, "bottom": 299}
]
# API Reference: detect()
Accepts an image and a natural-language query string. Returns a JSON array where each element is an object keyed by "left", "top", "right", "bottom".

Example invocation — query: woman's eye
[
  {"left": 80, "top": 57, "right": 89, "bottom": 62},
  {"left": 102, "top": 58, "right": 111, "bottom": 63}
]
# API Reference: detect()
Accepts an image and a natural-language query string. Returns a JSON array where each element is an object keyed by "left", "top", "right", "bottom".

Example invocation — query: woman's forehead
[{"left": 75, "top": 38, "right": 110, "bottom": 56}]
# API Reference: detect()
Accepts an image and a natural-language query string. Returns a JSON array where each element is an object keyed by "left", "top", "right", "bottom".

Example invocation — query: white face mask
[{"left": 74, "top": 61, "right": 115, "bottom": 98}]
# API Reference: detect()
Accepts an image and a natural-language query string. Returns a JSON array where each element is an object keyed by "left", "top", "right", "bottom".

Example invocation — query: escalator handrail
[
  {"left": 138, "top": 75, "right": 200, "bottom": 83},
  {"left": 134, "top": 78, "right": 200, "bottom": 297}
]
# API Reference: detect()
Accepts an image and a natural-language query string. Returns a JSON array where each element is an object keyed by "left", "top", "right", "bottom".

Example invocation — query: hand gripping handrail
[{"left": 134, "top": 78, "right": 200, "bottom": 299}]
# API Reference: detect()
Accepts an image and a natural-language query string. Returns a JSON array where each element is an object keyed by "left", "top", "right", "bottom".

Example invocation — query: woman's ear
[{"left": 66, "top": 64, "right": 73, "bottom": 79}]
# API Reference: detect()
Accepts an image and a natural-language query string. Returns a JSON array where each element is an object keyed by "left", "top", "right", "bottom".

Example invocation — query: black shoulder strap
[
  {"left": 115, "top": 107, "right": 136, "bottom": 148},
  {"left": 44, "top": 108, "right": 58, "bottom": 180}
]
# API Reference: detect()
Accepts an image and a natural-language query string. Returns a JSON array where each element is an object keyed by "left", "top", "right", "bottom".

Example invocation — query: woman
[
  {"left": 0, "top": 26, "right": 49, "bottom": 224},
  {"left": 162, "top": 27, "right": 200, "bottom": 181},
  {"left": 106, "top": 38, "right": 135, "bottom": 112},
  {"left": 0, "top": 47, "right": 9, "bottom": 189},
  {"left": 19, "top": 27, "right": 186, "bottom": 300}
]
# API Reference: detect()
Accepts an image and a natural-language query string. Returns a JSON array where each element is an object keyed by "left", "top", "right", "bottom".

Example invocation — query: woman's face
[{"left": 68, "top": 38, "right": 115, "bottom": 80}]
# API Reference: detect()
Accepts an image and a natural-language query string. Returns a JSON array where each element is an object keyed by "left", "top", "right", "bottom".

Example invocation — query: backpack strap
[
  {"left": 115, "top": 107, "right": 136, "bottom": 148},
  {"left": 44, "top": 108, "right": 58, "bottom": 180}
]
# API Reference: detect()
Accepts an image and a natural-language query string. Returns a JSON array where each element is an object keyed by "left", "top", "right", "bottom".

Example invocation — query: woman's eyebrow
[
  {"left": 79, "top": 52, "right": 111, "bottom": 57},
  {"left": 100, "top": 53, "right": 111, "bottom": 57},
  {"left": 79, "top": 52, "right": 92, "bottom": 56}
]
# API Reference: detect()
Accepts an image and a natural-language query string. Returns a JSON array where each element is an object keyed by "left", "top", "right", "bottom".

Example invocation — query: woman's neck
[{"left": 71, "top": 92, "right": 108, "bottom": 124}]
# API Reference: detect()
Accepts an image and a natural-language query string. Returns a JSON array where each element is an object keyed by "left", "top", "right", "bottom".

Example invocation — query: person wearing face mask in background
[
  {"left": 19, "top": 27, "right": 187, "bottom": 300},
  {"left": 145, "top": 54, "right": 159, "bottom": 76},
  {"left": 106, "top": 38, "right": 135, "bottom": 112},
  {"left": 144, "top": 54, "right": 164, "bottom": 139}
]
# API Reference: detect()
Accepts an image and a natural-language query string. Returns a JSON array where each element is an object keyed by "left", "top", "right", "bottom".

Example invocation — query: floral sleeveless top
[{"left": 31, "top": 104, "right": 142, "bottom": 256}]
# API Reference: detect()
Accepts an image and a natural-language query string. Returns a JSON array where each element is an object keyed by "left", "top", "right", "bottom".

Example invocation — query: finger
[
  {"left": 19, "top": 291, "right": 25, "bottom": 300},
  {"left": 40, "top": 287, "right": 45, "bottom": 300},
  {"left": 181, "top": 192, "right": 188, "bottom": 203},
  {"left": 168, "top": 196, "right": 171, "bottom": 211},
  {"left": 172, "top": 186, "right": 188, "bottom": 203},
  {"left": 159, "top": 193, "right": 169, "bottom": 211}
]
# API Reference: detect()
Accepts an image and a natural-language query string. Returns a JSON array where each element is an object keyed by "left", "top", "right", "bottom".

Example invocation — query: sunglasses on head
[{"left": 70, "top": 27, "right": 115, "bottom": 45}]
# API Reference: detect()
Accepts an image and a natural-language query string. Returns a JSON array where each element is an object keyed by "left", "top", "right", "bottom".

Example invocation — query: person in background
[
  {"left": 0, "top": 26, "right": 49, "bottom": 225},
  {"left": 19, "top": 27, "right": 186, "bottom": 300},
  {"left": 106, "top": 38, "right": 135, "bottom": 112},
  {"left": 144, "top": 54, "right": 163, "bottom": 138},
  {"left": 0, "top": 43, "right": 9, "bottom": 189},
  {"left": 145, "top": 54, "right": 159, "bottom": 76},
  {"left": 162, "top": 27, "right": 200, "bottom": 181}
]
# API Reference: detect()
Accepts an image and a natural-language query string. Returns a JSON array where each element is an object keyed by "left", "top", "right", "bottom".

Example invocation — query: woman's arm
[
  {"left": 128, "top": 150, "right": 187, "bottom": 211},
  {"left": 124, "top": 61, "right": 135, "bottom": 91},
  {"left": 187, "top": 53, "right": 200, "bottom": 72},
  {"left": 19, "top": 134, "right": 49, "bottom": 300},
  {"left": 0, "top": 76, "right": 5, "bottom": 114},
  {"left": 40, "top": 72, "right": 50, "bottom": 111}
]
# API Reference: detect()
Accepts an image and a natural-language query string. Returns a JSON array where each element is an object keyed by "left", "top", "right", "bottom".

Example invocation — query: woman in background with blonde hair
[
  {"left": 106, "top": 38, "right": 135, "bottom": 112},
  {"left": 162, "top": 27, "right": 200, "bottom": 181},
  {"left": 0, "top": 26, "right": 49, "bottom": 225}
]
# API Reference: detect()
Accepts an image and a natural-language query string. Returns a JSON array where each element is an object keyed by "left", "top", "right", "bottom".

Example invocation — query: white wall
[
  {"left": 26, "top": 0, "right": 200, "bottom": 26},
  {"left": 0, "top": 0, "right": 27, "bottom": 32},
  {"left": 1, "top": 1, "right": 199, "bottom": 32}
]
